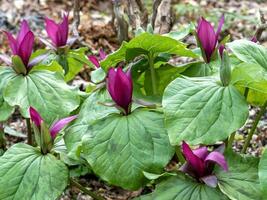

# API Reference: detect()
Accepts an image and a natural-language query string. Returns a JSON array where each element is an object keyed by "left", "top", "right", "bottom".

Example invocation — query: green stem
[
  {"left": 148, "top": 53, "right": 157, "bottom": 95},
  {"left": 227, "top": 132, "right": 235, "bottom": 150},
  {"left": 70, "top": 178, "right": 104, "bottom": 200},
  {"left": 241, "top": 100, "right": 267, "bottom": 153},
  {"left": 175, "top": 146, "right": 185, "bottom": 164},
  {"left": 26, "top": 118, "right": 32, "bottom": 145}
]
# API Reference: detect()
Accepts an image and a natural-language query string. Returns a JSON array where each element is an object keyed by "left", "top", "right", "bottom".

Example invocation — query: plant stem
[
  {"left": 70, "top": 178, "right": 104, "bottom": 200},
  {"left": 175, "top": 146, "right": 185, "bottom": 164},
  {"left": 0, "top": 123, "right": 6, "bottom": 150},
  {"left": 227, "top": 132, "right": 235, "bottom": 150},
  {"left": 26, "top": 118, "right": 32, "bottom": 145},
  {"left": 241, "top": 100, "right": 267, "bottom": 153},
  {"left": 148, "top": 53, "right": 157, "bottom": 95}
]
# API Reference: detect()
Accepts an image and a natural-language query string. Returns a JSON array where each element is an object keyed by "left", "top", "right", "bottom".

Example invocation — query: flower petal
[
  {"left": 50, "top": 115, "right": 77, "bottom": 139},
  {"left": 251, "top": 36, "right": 257, "bottom": 43},
  {"left": 107, "top": 67, "right": 133, "bottom": 114},
  {"left": 45, "top": 17, "right": 60, "bottom": 47},
  {"left": 18, "top": 31, "right": 34, "bottom": 67},
  {"left": 192, "top": 146, "right": 209, "bottom": 160},
  {"left": 88, "top": 55, "right": 100, "bottom": 68},
  {"left": 58, "top": 14, "right": 69, "bottom": 46},
  {"left": 215, "top": 15, "right": 225, "bottom": 40},
  {"left": 182, "top": 141, "right": 206, "bottom": 177},
  {"left": 197, "top": 17, "right": 217, "bottom": 63},
  {"left": 17, "top": 20, "right": 31, "bottom": 46},
  {"left": 201, "top": 175, "right": 218, "bottom": 188},
  {"left": 4, "top": 31, "right": 17, "bottom": 54},
  {"left": 99, "top": 48, "right": 106, "bottom": 60},
  {"left": 29, "top": 107, "right": 43, "bottom": 127},
  {"left": 204, "top": 151, "right": 228, "bottom": 171}
]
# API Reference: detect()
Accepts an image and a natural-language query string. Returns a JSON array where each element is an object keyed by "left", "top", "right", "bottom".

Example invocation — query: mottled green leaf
[
  {"left": 162, "top": 78, "right": 248, "bottom": 145},
  {"left": 231, "top": 63, "right": 267, "bottom": 106},
  {"left": 259, "top": 149, "right": 267, "bottom": 196},
  {"left": 216, "top": 150, "right": 262, "bottom": 200},
  {"left": 227, "top": 40, "right": 267, "bottom": 70},
  {"left": 0, "top": 143, "right": 68, "bottom": 200},
  {"left": 136, "top": 174, "right": 228, "bottom": 200},
  {"left": 81, "top": 109, "right": 174, "bottom": 190},
  {"left": 3, "top": 70, "right": 80, "bottom": 124}
]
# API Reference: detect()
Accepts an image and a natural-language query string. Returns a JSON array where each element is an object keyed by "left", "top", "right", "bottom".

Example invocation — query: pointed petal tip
[
  {"left": 29, "top": 107, "right": 43, "bottom": 127},
  {"left": 49, "top": 115, "right": 78, "bottom": 139},
  {"left": 88, "top": 55, "right": 100, "bottom": 68}
]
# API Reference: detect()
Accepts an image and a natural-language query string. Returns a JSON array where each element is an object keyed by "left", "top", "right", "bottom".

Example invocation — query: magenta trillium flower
[
  {"left": 4, "top": 20, "right": 34, "bottom": 67},
  {"left": 107, "top": 67, "right": 133, "bottom": 115},
  {"left": 29, "top": 107, "right": 77, "bottom": 139},
  {"left": 180, "top": 141, "right": 228, "bottom": 188},
  {"left": 88, "top": 49, "right": 107, "bottom": 68},
  {"left": 45, "top": 13, "right": 69, "bottom": 48},
  {"left": 197, "top": 15, "right": 224, "bottom": 63},
  {"left": 251, "top": 36, "right": 257, "bottom": 43}
]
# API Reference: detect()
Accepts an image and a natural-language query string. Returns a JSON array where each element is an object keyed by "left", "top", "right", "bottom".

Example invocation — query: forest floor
[{"left": 0, "top": 0, "right": 267, "bottom": 199}]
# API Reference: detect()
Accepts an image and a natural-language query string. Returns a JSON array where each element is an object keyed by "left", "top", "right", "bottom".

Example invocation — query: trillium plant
[{"left": 0, "top": 7, "right": 266, "bottom": 200}]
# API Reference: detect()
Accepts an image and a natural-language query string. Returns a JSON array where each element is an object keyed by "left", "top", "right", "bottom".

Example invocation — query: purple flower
[
  {"left": 88, "top": 49, "right": 107, "bottom": 68},
  {"left": 50, "top": 115, "right": 78, "bottom": 139},
  {"left": 197, "top": 15, "right": 224, "bottom": 63},
  {"left": 107, "top": 67, "right": 133, "bottom": 115},
  {"left": 180, "top": 141, "right": 228, "bottom": 188},
  {"left": 251, "top": 36, "right": 257, "bottom": 43},
  {"left": 29, "top": 107, "right": 77, "bottom": 139},
  {"left": 4, "top": 20, "right": 34, "bottom": 67},
  {"left": 45, "top": 13, "right": 69, "bottom": 48},
  {"left": 29, "top": 107, "right": 43, "bottom": 128}
]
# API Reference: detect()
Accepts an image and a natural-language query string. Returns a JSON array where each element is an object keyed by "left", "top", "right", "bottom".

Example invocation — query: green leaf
[
  {"left": 162, "top": 78, "right": 248, "bottom": 145},
  {"left": 64, "top": 56, "right": 84, "bottom": 82},
  {"left": 3, "top": 70, "right": 80, "bottom": 124},
  {"left": 227, "top": 40, "right": 267, "bottom": 70},
  {"left": 64, "top": 89, "right": 117, "bottom": 161},
  {"left": 136, "top": 174, "right": 228, "bottom": 200},
  {"left": 259, "top": 149, "right": 267, "bottom": 196},
  {"left": 33, "top": 59, "right": 63, "bottom": 73},
  {"left": 144, "top": 64, "right": 182, "bottom": 96},
  {"left": 67, "top": 47, "right": 92, "bottom": 67},
  {"left": 181, "top": 60, "right": 219, "bottom": 77},
  {"left": 0, "top": 98, "right": 14, "bottom": 121},
  {"left": 215, "top": 151, "right": 262, "bottom": 200},
  {"left": 0, "top": 67, "right": 16, "bottom": 121},
  {"left": 0, "top": 143, "right": 68, "bottom": 200},
  {"left": 11, "top": 55, "right": 27, "bottom": 75},
  {"left": 91, "top": 67, "right": 106, "bottom": 83},
  {"left": 81, "top": 108, "right": 174, "bottom": 190},
  {"left": 101, "top": 33, "right": 197, "bottom": 70},
  {"left": 231, "top": 63, "right": 267, "bottom": 106}
]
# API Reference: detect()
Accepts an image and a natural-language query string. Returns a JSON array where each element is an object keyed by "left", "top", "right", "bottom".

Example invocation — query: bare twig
[
  {"left": 151, "top": 0, "right": 162, "bottom": 29},
  {"left": 126, "top": 0, "right": 148, "bottom": 31},
  {"left": 72, "top": 0, "right": 80, "bottom": 37},
  {"left": 254, "top": 10, "right": 267, "bottom": 41},
  {"left": 153, "top": 0, "right": 173, "bottom": 34},
  {"left": 112, "top": 0, "right": 129, "bottom": 43}
]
